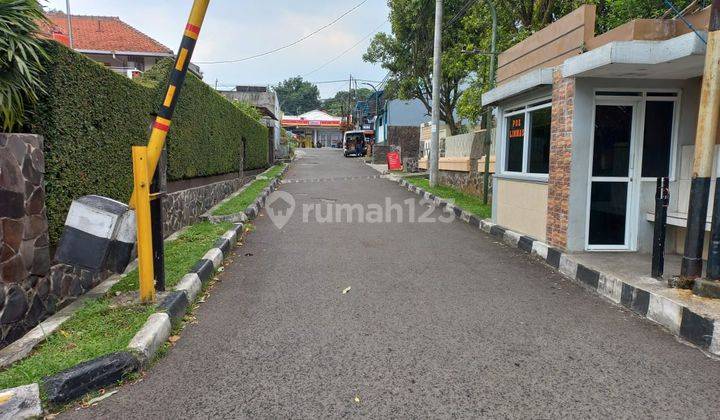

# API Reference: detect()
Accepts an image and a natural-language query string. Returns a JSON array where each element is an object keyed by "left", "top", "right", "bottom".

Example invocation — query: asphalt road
[{"left": 67, "top": 149, "right": 720, "bottom": 418}]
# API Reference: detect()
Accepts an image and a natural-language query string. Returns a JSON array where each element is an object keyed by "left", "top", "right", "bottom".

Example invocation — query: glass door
[{"left": 587, "top": 103, "right": 637, "bottom": 249}]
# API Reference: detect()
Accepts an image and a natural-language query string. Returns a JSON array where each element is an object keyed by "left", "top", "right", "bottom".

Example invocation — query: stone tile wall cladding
[
  {"left": 388, "top": 126, "right": 420, "bottom": 161},
  {"left": 371, "top": 144, "right": 399, "bottom": 164},
  {"left": 162, "top": 176, "right": 245, "bottom": 235},
  {"left": 0, "top": 134, "right": 51, "bottom": 347},
  {"left": 439, "top": 169, "right": 492, "bottom": 198},
  {"left": 0, "top": 133, "right": 249, "bottom": 348},
  {"left": 546, "top": 70, "right": 575, "bottom": 249}
]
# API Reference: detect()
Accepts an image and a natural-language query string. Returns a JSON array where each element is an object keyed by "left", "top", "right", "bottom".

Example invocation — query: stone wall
[
  {"left": 163, "top": 176, "right": 246, "bottom": 235},
  {"left": 371, "top": 144, "right": 399, "bottom": 165},
  {"left": 0, "top": 133, "right": 250, "bottom": 348},
  {"left": 0, "top": 134, "right": 51, "bottom": 346},
  {"left": 387, "top": 126, "right": 420, "bottom": 160},
  {"left": 438, "top": 168, "right": 492, "bottom": 198},
  {"left": 546, "top": 70, "right": 575, "bottom": 249}
]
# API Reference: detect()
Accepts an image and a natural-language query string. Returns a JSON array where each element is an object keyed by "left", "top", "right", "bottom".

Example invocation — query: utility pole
[
  {"left": 65, "top": 0, "right": 74, "bottom": 49},
  {"left": 687, "top": 0, "right": 720, "bottom": 295},
  {"left": 347, "top": 74, "right": 353, "bottom": 130},
  {"left": 482, "top": 0, "right": 497, "bottom": 205},
  {"left": 429, "top": 0, "right": 443, "bottom": 187},
  {"left": 679, "top": 0, "right": 720, "bottom": 289}
]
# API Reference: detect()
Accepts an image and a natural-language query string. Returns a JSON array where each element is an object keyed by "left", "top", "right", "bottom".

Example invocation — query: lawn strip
[
  {"left": 0, "top": 300, "right": 154, "bottom": 392},
  {"left": 404, "top": 177, "right": 491, "bottom": 218},
  {"left": 111, "top": 221, "right": 232, "bottom": 294},
  {"left": 211, "top": 163, "right": 285, "bottom": 216}
]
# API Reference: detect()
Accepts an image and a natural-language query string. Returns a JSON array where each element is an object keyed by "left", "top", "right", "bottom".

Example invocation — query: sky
[{"left": 44, "top": 0, "right": 391, "bottom": 98}]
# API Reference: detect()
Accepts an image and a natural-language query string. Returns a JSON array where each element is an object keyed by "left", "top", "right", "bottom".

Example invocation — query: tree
[
  {"left": 0, "top": 0, "right": 48, "bottom": 131},
  {"left": 322, "top": 88, "right": 373, "bottom": 117},
  {"left": 274, "top": 77, "right": 321, "bottom": 115},
  {"left": 364, "top": 0, "right": 485, "bottom": 134},
  {"left": 456, "top": 0, "right": 695, "bottom": 123}
]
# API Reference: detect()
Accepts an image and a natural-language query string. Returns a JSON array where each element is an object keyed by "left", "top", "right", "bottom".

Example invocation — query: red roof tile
[{"left": 40, "top": 12, "right": 172, "bottom": 55}]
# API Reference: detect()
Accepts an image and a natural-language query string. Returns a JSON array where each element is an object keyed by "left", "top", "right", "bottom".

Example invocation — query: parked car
[{"left": 343, "top": 131, "right": 368, "bottom": 157}]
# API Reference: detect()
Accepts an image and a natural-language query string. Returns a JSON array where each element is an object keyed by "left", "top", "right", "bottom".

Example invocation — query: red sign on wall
[{"left": 387, "top": 151, "right": 402, "bottom": 171}]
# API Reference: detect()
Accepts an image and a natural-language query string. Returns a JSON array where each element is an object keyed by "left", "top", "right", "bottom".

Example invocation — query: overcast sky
[{"left": 44, "top": 0, "right": 390, "bottom": 98}]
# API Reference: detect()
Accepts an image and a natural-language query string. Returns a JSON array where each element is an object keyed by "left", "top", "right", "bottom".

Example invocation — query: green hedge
[{"left": 28, "top": 43, "right": 268, "bottom": 244}]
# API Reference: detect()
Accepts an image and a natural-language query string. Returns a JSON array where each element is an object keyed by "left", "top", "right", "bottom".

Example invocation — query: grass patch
[
  {"left": 110, "top": 221, "right": 232, "bottom": 293},
  {"left": 0, "top": 299, "right": 154, "bottom": 391},
  {"left": 212, "top": 163, "right": 285, "bottom": 216},
  {"left": 262, "top": 163, "right": 286, "bottom": 179},
  {"left": 405, "top": 177, "right": 491, "bottom": 218}
]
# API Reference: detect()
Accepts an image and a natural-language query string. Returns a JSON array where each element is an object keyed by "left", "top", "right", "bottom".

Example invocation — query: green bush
[{"left": 27, "top": 43, "right": 268, "bottom": 244}]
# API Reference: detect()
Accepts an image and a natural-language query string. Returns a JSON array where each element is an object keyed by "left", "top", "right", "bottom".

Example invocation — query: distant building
[
  {"left": 39, "top": 12, "right": 202, "bottom": 78},
  {"left": 375, "top": 99, "right": 429, "bottom": 160},
  {"left": 221, "top": 86, "right": 285, "bottom": 160},
  {"left": 282, "top": 110, "right": 343, "bottom": 148}
]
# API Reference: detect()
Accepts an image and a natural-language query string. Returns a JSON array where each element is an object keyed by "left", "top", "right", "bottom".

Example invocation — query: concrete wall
[{"left": 496, "top": 179, "right": 548, "bottom": 241}]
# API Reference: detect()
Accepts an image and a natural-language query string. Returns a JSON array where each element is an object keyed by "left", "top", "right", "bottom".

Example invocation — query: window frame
[
  {"left": 593, "top": 88, "right": 682, "bottom": 182},
  {"left": 499, "top": 97, "right": 552, "bottom": 181}
]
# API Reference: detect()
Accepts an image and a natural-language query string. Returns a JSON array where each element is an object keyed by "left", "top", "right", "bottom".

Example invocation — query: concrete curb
[
  {"left": 392, "top": 177, "right": 720, "bottom": 357},
  {"left": 203, "top": 164, "right": 289, "bottom": 224},
  {"left": 128, "top": 313, "right": 171, "bottom": 364},
  {"left": 0, "top": 384, "right": 42, "bottom": 419},
  {"left": 0, "top": 268, "right": 127, "bottom": 370},
  {"left": 0, "top": 177, "right": 278, "bottom": 408}
]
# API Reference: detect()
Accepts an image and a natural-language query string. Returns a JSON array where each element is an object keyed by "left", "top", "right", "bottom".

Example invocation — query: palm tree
[{"left": 0, "top": 0, "right": 48, "bottom": 132}]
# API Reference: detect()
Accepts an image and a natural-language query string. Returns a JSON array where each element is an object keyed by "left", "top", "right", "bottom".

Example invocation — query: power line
[
  {"left": 213, "top": 78, "right": 382, "bottom": 89},
  {"left": 302, "top": 19, "right": 389, "bottom": 77},
  {"left": 378, "top": 0, "right": 477, "bottom": 91},
  {"left": 196, "top": 0, "right": 369, "bottom": 64}
]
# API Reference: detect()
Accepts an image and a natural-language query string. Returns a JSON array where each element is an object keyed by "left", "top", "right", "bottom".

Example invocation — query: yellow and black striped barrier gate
[{"left": 131, "top": 0, "right": 211, "bottom": 303}]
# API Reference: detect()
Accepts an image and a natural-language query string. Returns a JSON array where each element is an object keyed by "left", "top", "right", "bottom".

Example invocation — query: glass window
[
  {"left": 592, "top": 105, "right": 632, "bottom": 177},
  {"left": 641, "top": 101, "right": 674, "bottom": 178},
  {"left": 528, "top": 107, "right": 551, "bottom": 174},
  {"left": 506, "top": 114, "right": 525, "bottom": 172}
]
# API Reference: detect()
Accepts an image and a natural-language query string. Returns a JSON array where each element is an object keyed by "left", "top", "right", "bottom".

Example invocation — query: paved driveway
[{"left": 66, "top": 149, "right": 720, "bottom": 418}]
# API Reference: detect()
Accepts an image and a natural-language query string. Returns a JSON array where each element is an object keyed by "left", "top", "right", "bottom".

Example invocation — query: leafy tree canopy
[
  {"left": 455, "top": 0, "right": 697, "bottom": 123},
  {"left": 0, "top": 0, "right": 48, "bottom": 131},
  {"left": 274, "top": 77, "right": 321, "bottom": 115},
  {"left": 322, "top": 88, "right": 373, "bottom": 117},
  {"left": 364, "top": 0, "right": 483, "bottom": 134}
]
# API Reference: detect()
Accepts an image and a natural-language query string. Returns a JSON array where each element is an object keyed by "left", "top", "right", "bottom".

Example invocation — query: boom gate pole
[
  {"left": 130, "top": 0, "right": 210, "bottom": 208},
  {"left": 130, "top": 0, "right": 210, "bottom": 299},
  {"left": 679, "top": 0, "right": 720, "bottom": 288}
]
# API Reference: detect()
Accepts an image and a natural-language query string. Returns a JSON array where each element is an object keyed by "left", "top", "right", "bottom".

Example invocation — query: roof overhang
[
  {"left": 77, "top": 49, "right": 174, "bottom": 57},
  {"left": 482, "top": 68, "right": 554, "bottom": 106},
  {"left": 562, "top": 31, "right": 707, "bottom": 79}
]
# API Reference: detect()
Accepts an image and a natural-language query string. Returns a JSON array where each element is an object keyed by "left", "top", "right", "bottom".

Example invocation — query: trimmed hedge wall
[{"left": 28, "top": 43, "right": 268, "bottom": 244}]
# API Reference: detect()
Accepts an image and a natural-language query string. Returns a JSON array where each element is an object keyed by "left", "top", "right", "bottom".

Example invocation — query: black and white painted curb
[
  {"left": 393, "top": 177, "right": 720, "bottom": 357},
  {"left": 204, "top": 164, "right": 289, "bottom": 224},
  {"left": 0, "top": 175, "right": 289, "bottom": 412}
]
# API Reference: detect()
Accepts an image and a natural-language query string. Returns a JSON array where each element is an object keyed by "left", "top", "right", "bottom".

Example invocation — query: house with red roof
[{"left": 39, "top": 12, "right": 202, "bottom": 78}]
